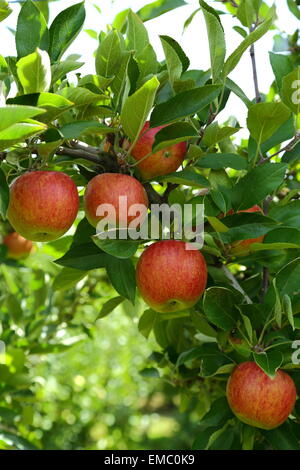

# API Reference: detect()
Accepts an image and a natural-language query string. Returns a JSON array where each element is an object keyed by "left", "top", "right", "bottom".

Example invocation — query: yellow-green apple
[
  {"left": 227, "top": 361, "right": 297, "bottom": 430},
  {"left": 136, "top": 240, "right": 207, "bottom": 313},
  {"left": 84, "top": 173, "right": 149, "bottom": 228},
  {"left": 7, "top": 171, "right": 79, "bottom": 242},
  {"left": 131, "top": 121, "right": 187, "bottom": 180},
  {"left": 3, "top": 232, "right": 35, "bottom": 259}
]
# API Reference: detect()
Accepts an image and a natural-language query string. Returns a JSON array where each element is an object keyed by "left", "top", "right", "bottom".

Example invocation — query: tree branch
[
  {"left": 56, "top": 146, "right": 119, "bottom": 172},
  {"left": 258, "top": 132, "right": 300, "bottom": 165},
  {"left": 250, "top": 24, "right": 261, "bottom": 104}
]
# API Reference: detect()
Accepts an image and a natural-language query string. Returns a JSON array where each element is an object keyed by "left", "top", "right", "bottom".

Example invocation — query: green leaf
[
  {"left": 160, "top": 36, "right": 182, "bottom": 88},
  {"left": 261, "top": 422, "right": 300, "bottom": 450},
  {"left": 272, "top": 278, "right": 282, "bottom": 328},
  {"left": 196, "top": 153, "right": 247, "bottom": 170},
  {"left": 35, "top": 0, "right": 49, "bottom": 22},
  {"left": 236, "top": 0, "right": 256, "bottom": 27},
  {"left": 0, "top": 105, "right": 45, "bottom": 132},
  {"left": 247, "top": 102, "right": 291, "bottom": 143},
  {"left": 121, "top": 76, "right": 160, "bottom": 142},
  {"left": 203, "top": 287, "right": 240, "bottom": 330},
  {"left": 276, "top": 258, "right": 300, "bottom": 299},
  {"left": 241, "top": 313, "right": 253, "bottom": 343},
  {"left": 269, "top": 52, "right": 294, "bottom": 92},
  {"left": 155, "top": 168, "right": 210, "bottom": 187},
  {"left": 60, "top": 121, "right": 116, "bottom": 139},
  {"left": 283, "top": 294, "right": 294, "bottom": 330},
  {"left": 16, "top": 49, "right": 51, "bottom": 94},
  {"left": 126, "top": 10, "right": 149, "bottom": 55},
  {"left": 242, "top": 425, "right": 256, "bottom": 451},
  {"left": 52, "top": 267, "right": 88, "bottom": 291},
  {"left": 264, "top": 227, "right": 300, "bottom": 246},
  {"left": 51, "top": 60, "right": 84, "bottom": 85},
  {"left": 0, "top": 1, "right": 11, "bottom": 23},
  {"left": 153, "top": 122, "right": 198, "bottom": 151},
  {"left": 269, "top": 200, "right": 300, "bottom": 229},
  {"left": 160, "top": 35, "right": 190, "bottom": 73},
  {"left": 16, "top": 0, "right": 49, "bottom": 58},
  {"left": 95, "top": 30, "right": 125, "bottom": 78},
  {"left": 202, "top": 123, "right": 240, "bottom": 148},
  {"left": 232, "top": 163, "right": 288, "bottom": 211},
  {"left": 137, "top": 0, "right": 187, "bottom": 22},
  {"left": 92, "top": 236, "right": 140, "bottom": 259},
  {"left": 55, "top": 242, "right": 110, "bottom": 271},
  {"left": 218, "top": 213, "right": 277, "bottom": 243},
  {"left": 111, "top": 51, "right": 132, "bottom": 108},
  {"left": 0, "top": 167, "right": 9, "bottom": 220},
  {"left": 106, "top": 257, "right": 136, "bottom": 304},
  {"left": 222, "top": 6, "right": 275, "bottom": 77},
  {"left": 0, "top": 120, "right": 47, "bottom": 151},
  {"left": 287, "top": 0, "right": 300, "bottom": 19},
  {"left": 136, "top": 44, "right": 158, "bottom": 86},
  {"left": 183, "top": 8, "right": 201, "bottom": 32},
  {"left": 150, "top": 85, "right": 222, "bottom": 127},
  {"left": 281, "top": 67, "right": 300, "bottom": 115},
  {"left": 253, "top": 350, "right": 283, "bottom": 379},
  {"left": 199, "top": 0, "right": 226, "bottom": 82},
  {"left": 7, "top": 92, "right": 73, "bottom": 123},
  {"left": 193, "top": 427, "right": 219, "bottom": 450},
  {"left": 198, "top": 397, "right": 233, "bottom": 427},
  {"left": 138, "top": 309, "right": 158, "bottom": 338},
  {"left": 226, "top": 78, "right": 252, "bottom": 108},
  {"left": 49, "top": 2, "right": 86, "bottom": 62},
  {"left": 98, "top": 296, "right": 125, "bottom": 319}
]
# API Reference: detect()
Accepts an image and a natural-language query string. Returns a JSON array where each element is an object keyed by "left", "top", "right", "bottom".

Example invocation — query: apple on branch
[
  {"left": 7, "top": 171, "right": 79, "bottom": 242},
  {"left": 227, "top": 361, "right": 297, "bottom": 430},
  {"left": 84, "top": 173, "right": 149, "bottom": 229},
  {"left": 131, "top": 121, "right": 187, "bottom": 180},
  {"left": 136, "top": 240, "right": 207, "bottom": 313},
  {"left": 3, "top": 231, "right": 35, "bottom": 260}
]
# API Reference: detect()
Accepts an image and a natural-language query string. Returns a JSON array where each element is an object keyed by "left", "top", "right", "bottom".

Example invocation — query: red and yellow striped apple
[
  {"left": 131, "top": 122, "right": 187, "bottom": 180},
  {"left": 84, "top": 173, "right": 149, "bottom": 228},
  {"left": 136, "top": 240, "right": 207, "bottom": 313},
  {"left": 7, "top": 171, "right": 79, "bottom": 242},
  {"left": 227, "top": 361, "right": 297, "bottom": 430}
]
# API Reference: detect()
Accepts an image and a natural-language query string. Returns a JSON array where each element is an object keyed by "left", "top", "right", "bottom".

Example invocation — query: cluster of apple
[{"left": 2, "top": 123, "right": 297, "bottom": 431}]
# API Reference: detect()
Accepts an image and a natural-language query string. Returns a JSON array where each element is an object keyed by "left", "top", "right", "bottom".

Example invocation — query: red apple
[
  {"left": 131, "top": 121, "right": 187, "bottom": 180},
  {"left": 3, "top": 232, "right": 34, "bottom": 259},
  {"left": 136, "top": 240, "right": 207, "bottom": 313},
  {"left": 84, "top": 173, "right": 149, "bottom": 228},
  {"left": 227, "top": 361, "right": 297, "bottom": 430},
  {"left": 7, "top": 171, "right": 79, "bottom": 242}
]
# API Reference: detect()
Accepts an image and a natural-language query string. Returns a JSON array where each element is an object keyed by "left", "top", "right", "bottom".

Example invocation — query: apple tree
[{"left": 0, "top": 0, "right": 300, "bottom": 450}]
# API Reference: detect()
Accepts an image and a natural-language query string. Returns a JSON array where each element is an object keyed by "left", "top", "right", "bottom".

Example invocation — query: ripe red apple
[
  {"left": 136, "top": 240, "right": 207, "bottom": 313},
  {"left": 3, "top": 232, "right": 34, "bottom": 259},
  {"left": 227, "top": 361, "right": 297, "bottom": 430},
  {"left": 84, "top": 173, "right": 149, "bottom": 228},
  {"left": 131, "top": 121, "right": 187, "bottom": 180},
  {"left": 7, "top": 171, "right": 79, "bottom": 242}
]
